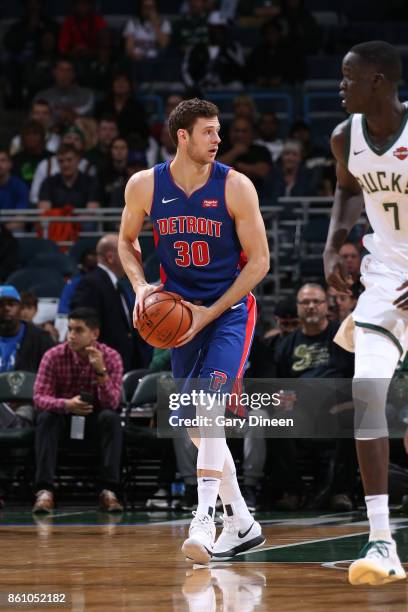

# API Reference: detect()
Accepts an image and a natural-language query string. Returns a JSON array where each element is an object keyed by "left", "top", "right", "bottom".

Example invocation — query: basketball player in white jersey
[{"left": 324, "top": 40, "right": 407, "bottom": 585}]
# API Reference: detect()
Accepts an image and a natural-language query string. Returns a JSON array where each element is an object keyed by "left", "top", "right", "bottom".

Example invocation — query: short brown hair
[
  {"left": 57, "top": 143, "right": 80, "bottom": 157},
  {"left": 168, "top": 98, "right": 219, "bottom": 146}
]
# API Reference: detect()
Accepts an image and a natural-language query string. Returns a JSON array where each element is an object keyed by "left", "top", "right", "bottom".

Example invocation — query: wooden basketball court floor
[{"left": 1, "top": 507, "right": 407, "bottom": 611}]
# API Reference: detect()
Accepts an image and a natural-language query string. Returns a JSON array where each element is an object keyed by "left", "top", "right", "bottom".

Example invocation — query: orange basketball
[{"left": 136, "top": 291, "right": 192, "bottom": 348}]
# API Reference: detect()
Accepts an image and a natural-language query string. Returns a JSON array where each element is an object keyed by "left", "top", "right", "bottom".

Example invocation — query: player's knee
[{"left": 353, "top": 377, "right": 389, "bottom": 438}]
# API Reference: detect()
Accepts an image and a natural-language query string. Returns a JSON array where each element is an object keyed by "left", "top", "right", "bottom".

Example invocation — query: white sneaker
[
  {"left": 182, "top": 511, "right": 216, "bottom": 564},
  {"left": 212, "top": 514, "right": 265, "bottom": 560},
  {"left": 349, "top": 539, "right": 406, "bottom": 586}
]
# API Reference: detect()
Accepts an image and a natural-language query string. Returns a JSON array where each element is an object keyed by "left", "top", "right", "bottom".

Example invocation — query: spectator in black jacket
[
  {"left": 94, "top": 73, "right": 149, "bottom": 145},
  {"left": 0, "top": 283, "right": 55, "bottom": 501},
  {"left": 71, "top": 234, "right": 149, "bottom": 371},
  {"left": 0, "top": 285, "right": 54, "bottom": 377},
  {"left": 0, "top": 283, "right": 55, "bottom": 507}
]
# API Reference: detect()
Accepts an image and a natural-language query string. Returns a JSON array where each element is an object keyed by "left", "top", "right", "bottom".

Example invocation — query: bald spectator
[{"left": 71, "top": 234, "right": 149, "bottom": 372}]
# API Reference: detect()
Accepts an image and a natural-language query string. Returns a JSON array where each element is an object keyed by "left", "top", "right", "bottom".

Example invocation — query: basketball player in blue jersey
[
  {"left": 118, "top": 99, "right": 270, "bottom": 564},
  {"left": 324, "top": 41, "right": 407, "bottom": 585}
]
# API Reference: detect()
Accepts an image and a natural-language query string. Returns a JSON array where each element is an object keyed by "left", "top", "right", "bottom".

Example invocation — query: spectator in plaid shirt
[{"left": 33, "top": 307, "right": 124, "bottom": 514}]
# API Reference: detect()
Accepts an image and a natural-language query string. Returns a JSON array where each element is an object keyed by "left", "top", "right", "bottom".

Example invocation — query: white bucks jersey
[{"left": 347, "top": 106, "right": 408, "bottom": 270}]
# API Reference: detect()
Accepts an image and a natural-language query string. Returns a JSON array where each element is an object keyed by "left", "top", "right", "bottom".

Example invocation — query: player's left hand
[
  {"left": 174, "top": 301, "right": 215, "bottom": 347},
  {"left": 393, "top": 280, "right": 408, "bottom": 309}
]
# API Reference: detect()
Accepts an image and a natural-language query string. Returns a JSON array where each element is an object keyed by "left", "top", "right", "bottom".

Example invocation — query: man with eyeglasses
[
  {"left": 275, "top": 284, "right": 353, "bottom": 379},
  {"left": 271, "top": 283, "right": 355, "bottom": 511}
]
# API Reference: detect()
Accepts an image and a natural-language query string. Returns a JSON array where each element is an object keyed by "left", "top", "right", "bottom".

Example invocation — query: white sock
[
  {"left": 365, "top": 494, "right": 392, "bottom": 541},
  {"left": 219, "top": 446, "right": 253, "bottom": 527},
  {"left": 197, "top": 477, "right": 220, "bottom": 517}
]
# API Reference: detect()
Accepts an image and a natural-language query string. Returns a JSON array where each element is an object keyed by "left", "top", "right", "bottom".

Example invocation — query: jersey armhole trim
[
  {"left": 344, "top": 114, "right": 353, "bottom": 168},
  {"left": 224, "top": 166, "right": 234, "bottom": 220},
  {"left": 354, "top": 321, "right": 403, "bottom": 357},
  {"left": 148, "top": 166, "right": 157, "bottom": 218}
]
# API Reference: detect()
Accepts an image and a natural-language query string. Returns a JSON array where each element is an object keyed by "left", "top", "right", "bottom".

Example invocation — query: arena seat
[
  {"left": 32, "top": 252, "right": 76, "bottom": 277},
  {"left": 68, "top": 238, "right": 98, "bottom": 263},
  {"left": 18, "top": 237, "right": 59, "bottom": 267},
  {"left": 6, "top": 267, "right": 64, "bottom": 296},
  {"left": 0, "top": 371, "right": 36, "bottom": 501}
]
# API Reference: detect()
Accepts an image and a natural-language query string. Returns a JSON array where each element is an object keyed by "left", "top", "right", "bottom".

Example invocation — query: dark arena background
[{"left": 1, "top": 0, "right": 408, "bottom": 610}]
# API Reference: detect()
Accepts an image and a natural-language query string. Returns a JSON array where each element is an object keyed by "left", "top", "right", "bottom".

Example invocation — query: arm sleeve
[
  {"left": 96, "top": 350, "right": 124, "bottom": 409},
  {"left": 33, "top": 351, "right": 67, "bottom": 413}
]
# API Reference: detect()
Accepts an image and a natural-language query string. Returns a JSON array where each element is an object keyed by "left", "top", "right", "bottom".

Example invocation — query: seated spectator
[
  {"left": 110, "top": 155, "right": 144, "bottom": 208},
  {"left": 58, "top": 0, "right": 107, "bottom": 60},
  {"left": 123, "top": 0, "right": 171, "bottom": 62},
  {"left": 339, "top": 242, "right": 362, "bottom": 284},
  {"left": 102, "top": 138, "right": 129, "bottom": 205},
  {"left": 30, "top": 128, "right": 96, "bottom": 205},
  {"left": 24, "top": 29, "right": 59, "bottom": 100},
  {"left": 0, "top": 225, "right": 19, "bottom": 283},
  {"left": 0, "top": 285, "right": 54, "bottom": 375},
  {"left": 32, "top": 307, "right": 124, "bottom": 513},
  {"left": 19, "top": 291, "right": 39, "bottom": 323},
  {"left": 218, "top": 117, "right": 272, "bottom": 193},
  {"left": 280, "top": 0, "right": 321, "bottom": 56},
  {"left": 35, "top": 58, "right": 94, "bottom": 118},
  {"left": 263, "top": 139, "right": 318, "bottom": 201},
  {"left": 327, "top": 285, "right": 358, "bottom": 323},
  {"left": 86, "top": 116, "right": 119, "bottom": 177},
  {"left": 11, "top": 120, "right": 52, "bottom": 189},
  {"left": 151, "top": 93, "right": 183, "bottom": 142},
  {"left": 151, "top": 123, "right": 177, "bottom": 165},
  {"left": 182, "top": 11, "right": 245, "bottom": 89},
  {"left": 272, "top": 284, "right": 356, "bottom": 510},
  {"left": 1, "top": 0, "right": 59, "bottom": 108},
  {"left": 173, "top": 0, "right": 209, "bottom": 52},
  {"left": 82, "top": 27, "right": 117, "bottom": 95},
  {"left": 94, "top": 73, "right": 149, "bottom": 144},
  {"left": 10, "top": 99, "right": 60, "bottom": 156},
  {"left": 38, "top": 144, "right": 101, "bottom": 211},
  {"left": 0, "top": 284, "right": 55, "bottom": 507},
  {"left": 245, "top": 17, "right": 297, "bottom": 87},
  {"left": 71, "top": 234, "right": 150, "bottom": 372},
  {"left": 0, "top": 150, "right": 29, "bottom": 231},
  {"left": 289, "top": 119, "right": 329, "bottom": 167},
  {"left": 255, "top": 111, "right": 284, "bottom": 162},
  {"left": 58, "top": 248, "right": 98, "bottom": 317},
  {"left": 232, "top": 94, "right": 259, "bottom": 128},
  {"left": 243, "top": 297, "right": 299, "bottom": 509}
]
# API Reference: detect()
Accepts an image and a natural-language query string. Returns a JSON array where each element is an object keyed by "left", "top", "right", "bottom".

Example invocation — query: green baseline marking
[{"left": 230, "top": 523, "right": 408, "bottom": 563}]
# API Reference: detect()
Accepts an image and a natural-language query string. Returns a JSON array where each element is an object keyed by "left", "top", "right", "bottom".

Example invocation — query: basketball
[{"left": 136, "top": 291, "right": 192, "bottom": 348}]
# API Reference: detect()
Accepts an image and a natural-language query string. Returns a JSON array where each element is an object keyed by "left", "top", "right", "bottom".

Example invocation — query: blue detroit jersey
[{"left": 150, "top": 161, "right": 242, "bottom": 301}]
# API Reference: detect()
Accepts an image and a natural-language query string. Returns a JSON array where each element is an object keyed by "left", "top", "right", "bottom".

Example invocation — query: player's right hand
[
  {"left": 133, "top": 283, "right": 164, "bottom": 326},
  {"left": 323, "top": 249, "right": 352, "bottom": 293},
  {"left": 65, "top": 396, "right": 93, "bottom": 415}
]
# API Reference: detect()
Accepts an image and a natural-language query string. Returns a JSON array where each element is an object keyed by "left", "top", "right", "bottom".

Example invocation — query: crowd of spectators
[
  {"left": 0, "top": 0, "right": 347, "bottom": 222},
  {"left": 1, "top": 0, "right": 408, "bottom": 513}
]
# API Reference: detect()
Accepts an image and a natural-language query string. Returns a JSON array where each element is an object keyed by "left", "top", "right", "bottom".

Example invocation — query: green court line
[{"left": 231, "top": 523, "right": 408, "bottom": 563}]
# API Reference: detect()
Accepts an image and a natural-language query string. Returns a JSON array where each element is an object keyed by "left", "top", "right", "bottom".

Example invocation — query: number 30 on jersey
[{"left": 174, "top": 240, "right": 210, "bottom": 267}]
